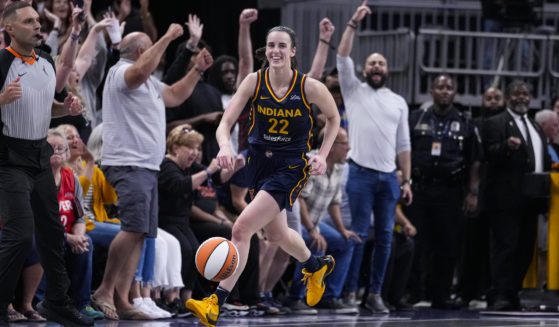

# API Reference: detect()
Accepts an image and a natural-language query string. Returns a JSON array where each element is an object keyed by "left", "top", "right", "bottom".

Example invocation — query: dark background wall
[{"left": 92, "top": 0, "right": 281, "bottom": 72}]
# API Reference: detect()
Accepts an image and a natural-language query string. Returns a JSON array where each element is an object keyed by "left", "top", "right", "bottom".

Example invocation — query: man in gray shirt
[{"left": 91, "top": 26, "right": 213, "bottom": 320}]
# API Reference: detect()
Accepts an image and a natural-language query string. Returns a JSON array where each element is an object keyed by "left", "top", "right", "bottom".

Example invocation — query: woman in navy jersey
[{"left": 186, "top": 26, "right": 340, "bottom": 327}]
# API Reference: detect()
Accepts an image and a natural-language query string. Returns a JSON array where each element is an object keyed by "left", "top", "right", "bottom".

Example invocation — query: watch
[{"left": 401, "top": 179, "right": 412, "bottom": 186}]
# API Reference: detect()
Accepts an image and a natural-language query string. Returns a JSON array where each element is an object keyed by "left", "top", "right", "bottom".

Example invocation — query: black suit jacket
[{"left": 482, "top": 110, "right": 551, "bottom": 210}]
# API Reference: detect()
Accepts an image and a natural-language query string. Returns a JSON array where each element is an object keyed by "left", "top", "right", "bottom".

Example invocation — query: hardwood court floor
[{"left": 13, "top": 307, "right": 559, "bottom": 327}]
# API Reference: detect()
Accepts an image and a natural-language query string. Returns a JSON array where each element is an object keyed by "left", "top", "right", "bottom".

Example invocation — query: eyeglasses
[{"left": 52, "top": 145, "right": 67, "bottom": 153}]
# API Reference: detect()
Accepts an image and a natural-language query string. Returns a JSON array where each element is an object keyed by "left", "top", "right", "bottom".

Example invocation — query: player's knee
[{"left": 231, "top": 221, "right": 254, "bottom": 242}]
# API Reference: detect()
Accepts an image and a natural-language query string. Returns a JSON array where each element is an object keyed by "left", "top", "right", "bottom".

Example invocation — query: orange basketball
[{"left": 195, "top": 237, "right": 239, "bottom": 282}]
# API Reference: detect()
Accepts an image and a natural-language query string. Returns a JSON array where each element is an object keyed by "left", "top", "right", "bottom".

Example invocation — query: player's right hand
[{"left": 0, "top": 76, "right": 22, "bottom": 105}]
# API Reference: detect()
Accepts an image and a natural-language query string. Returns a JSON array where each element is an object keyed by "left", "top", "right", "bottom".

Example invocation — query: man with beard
[
  {"left": 406, "top": 75, "right": 481, "bottom": 309},
  {"left": 482, "top": 80, "right": 550, "bottom": 310},
  {"left": 336, "top": 0, "right": 412, "bottom": 313}
]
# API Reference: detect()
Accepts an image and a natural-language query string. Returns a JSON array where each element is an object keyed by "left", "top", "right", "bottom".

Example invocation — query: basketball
[{"left": 195, "top": 237, "right": 239, "bottom": 282}]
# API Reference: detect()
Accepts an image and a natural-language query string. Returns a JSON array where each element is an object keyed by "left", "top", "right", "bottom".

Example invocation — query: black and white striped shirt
[{"left": 0, "top": 48, "right": 57, "bottom": 140}]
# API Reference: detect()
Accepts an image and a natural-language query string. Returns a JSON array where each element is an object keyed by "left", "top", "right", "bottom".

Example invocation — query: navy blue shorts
[{"left": 246, "top": 146, "right": 310, "bottom": 211}]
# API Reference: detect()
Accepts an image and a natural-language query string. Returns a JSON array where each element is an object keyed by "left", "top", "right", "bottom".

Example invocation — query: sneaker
[
  {"left": 143, "top": 298, "right": 172, "bottom": 319},
  {"left": 250, "top": 302, "right": 278, "bottom": 316},
  {"left": 221, "top": 301, "right": 249, "bottom": 317},
  {"left": 80, "top": 305, "right": 104, "bottom": 320},
  {"left": 37, "top": 300, "right": 94, "bottom": 326},
  {"left": 364, "top": 294, "right": 390, "bottom": 314},
  {"left": 343, "top": 293, "right": 357, "bottom": 307},
  {"left": 316, "top": 298, "right": 358, "bottom": 314},
  {"left": 132, "top": 298, "right": 159, "bottom": 319},
  {"left": 167, "top": 298, "right": 191, "bottom": 318},
  {"left": 265, "top": 295, "right": 292, "bottom": 315},
  {"left": 186, "top": 295, "right": 220, "bottom": 327},
  {"left": 287, "top": 299, "right": 318, "bottom": 315},
  {"left": 301, "top": 255, "right": 335, "bottom": 306}
]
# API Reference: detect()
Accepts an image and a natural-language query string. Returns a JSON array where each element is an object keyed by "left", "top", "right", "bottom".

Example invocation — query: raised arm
[
  {"left": 162, "top": 48, "right": 213, "bottom": 107},
  {"left": 56, "top": 4, "right": 85, "bottom": 92},
  {"left": 74, "top": 18, "right": 112, "bottom": 79},
  {"left": 338, "top": 0, "right": 371, "bottom": 57},
  {"left": 124, "top": 23, "right": 183, "bottom": 89},
  {"left": 237, "top": 8, "right": 257, "bottom": 86},
  {"left": 139, "top": 0, "right": 158, "bottom": 42},
  {"left": 307, "top": 18, "right": 335, "bottom": 80}
]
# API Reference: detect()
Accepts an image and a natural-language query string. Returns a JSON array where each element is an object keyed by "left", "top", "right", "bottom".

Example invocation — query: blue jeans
[
  {"left": 345, "top": 162, "right": 400, "bottom": 294},
  {"left": 289, "top": 221, "right": 354, "bottom": 300},
  {"left": 87, "top": 221, "right": 120, "bottom": 251},
  {"left": 36, "top": 234, "right": 94, "bottom": 309},
  {"left": 135, "top": 237, "right": 155, "bottom": 285}
]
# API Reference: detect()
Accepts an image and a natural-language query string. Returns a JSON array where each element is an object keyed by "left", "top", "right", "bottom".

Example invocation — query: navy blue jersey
[{"left": 248, "top": 68, "right": 313, "bottom": 153}]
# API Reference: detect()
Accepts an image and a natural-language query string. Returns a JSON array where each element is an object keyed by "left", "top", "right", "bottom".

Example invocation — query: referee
[{"left": 0, "top": 2, "right": 92, "bottom": 326}]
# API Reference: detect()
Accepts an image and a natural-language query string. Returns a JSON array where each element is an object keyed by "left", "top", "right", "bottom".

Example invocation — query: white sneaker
[
  {"left": 143, "top": 297, "right": 172, "bottom": 319},
  {"left": 132, "top": 298, "right": 158, "bottom": 319}
]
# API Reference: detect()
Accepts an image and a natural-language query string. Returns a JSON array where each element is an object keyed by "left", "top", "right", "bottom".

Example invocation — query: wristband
[
  {"left": 469, "top": 188, "right": 479, "bottom": 196},
  {"left": 320, "top": 38, "right": 336, "bottom": 50},
  {"left": 205, "top": 168, "right": 213, "bottom": 188},
  {"left": 347, "top": 22, "right": 357, "bottom": 29},
  {"left": 194, "top": 66, "right": 205, "bottom": 77},
  {"left": 185, "top": 41, "right": 197, "bottom": 52},
  {"left": 70, "top": 32, "right": 80, "bottom": 42},
  {"left": 52, "top": 27, "right": 60, "bottom": 33}
]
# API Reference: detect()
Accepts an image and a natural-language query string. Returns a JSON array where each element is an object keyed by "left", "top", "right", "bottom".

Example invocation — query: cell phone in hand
[{"left": 74, "top": 0, "right": 85, "bottom": 22}]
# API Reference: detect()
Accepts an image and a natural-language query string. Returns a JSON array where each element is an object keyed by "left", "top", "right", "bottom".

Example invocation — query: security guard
[{"left": 405, "top": 75, "right": 481, "bottom": 309}]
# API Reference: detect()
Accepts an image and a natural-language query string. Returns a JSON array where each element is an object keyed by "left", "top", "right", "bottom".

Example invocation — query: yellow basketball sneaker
[
  {"left": 186, "top": 294, "right": 220, "bottom": 327},
  {"left": 301, "top": 255, "right": 335, "bottom": 306}
]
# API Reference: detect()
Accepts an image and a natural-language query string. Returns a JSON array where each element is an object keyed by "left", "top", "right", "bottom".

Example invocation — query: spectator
[
  {"left": 337, "top": 0, "right": 412, "bottom": 314},
  {"left": 163, "top": 15, "right": 224, "bottom": 165},
  {"left": 535, "top": 109, "right": 559, "bottom": 163},
  {"left": 0, "top": 2, "right": 91, "bottom": 325},
  {"left": 406, "top": 75, "right": 481, "bottom": 309},
  {"left": 288, "top": 128, "right": 360, "bottom": 315},
  {"left": 481, "top": 85, "right": 505, "bottom": 117},
  {"left": 91, "top": 22, "right": 213, "bottom": 320},
  {"left": 40, "top": 0, "right": 73, "bottom": 50},
  {"left": 482, "top": 80, "right": 550, "bottom": 311},
  {"left": 455, "top": 85, "right": 501, "bottom": 306},
  {"left": 38, "top": 129, "right": 103, "bottom": 319}
]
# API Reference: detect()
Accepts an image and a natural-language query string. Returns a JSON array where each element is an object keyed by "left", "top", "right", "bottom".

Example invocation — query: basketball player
[{"left": 186, "top": 26, "right": 340, "bottom": 327}]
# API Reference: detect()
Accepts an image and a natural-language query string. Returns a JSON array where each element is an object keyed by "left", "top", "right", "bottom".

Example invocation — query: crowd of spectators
[{"left": 0, "top": 0, "right": 558, "bottom": 324}]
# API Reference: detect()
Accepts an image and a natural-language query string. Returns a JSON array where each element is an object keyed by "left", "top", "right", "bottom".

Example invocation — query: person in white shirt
[{"left": 336, "top": 0, "right": 412, "bottom": 314}]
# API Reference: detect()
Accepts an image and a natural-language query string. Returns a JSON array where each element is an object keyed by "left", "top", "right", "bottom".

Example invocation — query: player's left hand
[
  {"left": 64, "top": 92, "right": 83, "bottom": 116},
  {"left": 308, "top": 154, "right": 326, "bottom": 175}
]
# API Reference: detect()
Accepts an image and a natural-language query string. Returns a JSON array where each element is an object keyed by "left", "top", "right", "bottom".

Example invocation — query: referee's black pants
[{"left": 0, "top": 164, "right": 70, "bottom": 311}]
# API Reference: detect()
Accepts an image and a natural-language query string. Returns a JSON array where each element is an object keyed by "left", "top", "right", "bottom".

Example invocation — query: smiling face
[
  {"left": 51, "top": 0, "right": 69, "bottom": 20},
  {"left": 265, "top": 31, "right": 296, "bottom": 69},
  {"left": 63, "top": 125, "right": 81, "bottom": 158},
  {"left": 506, "top": 84, "right": 531, "bottom": 115},
  {"left": 363, "top": 53, "right": 388, "bottom": 89}
]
